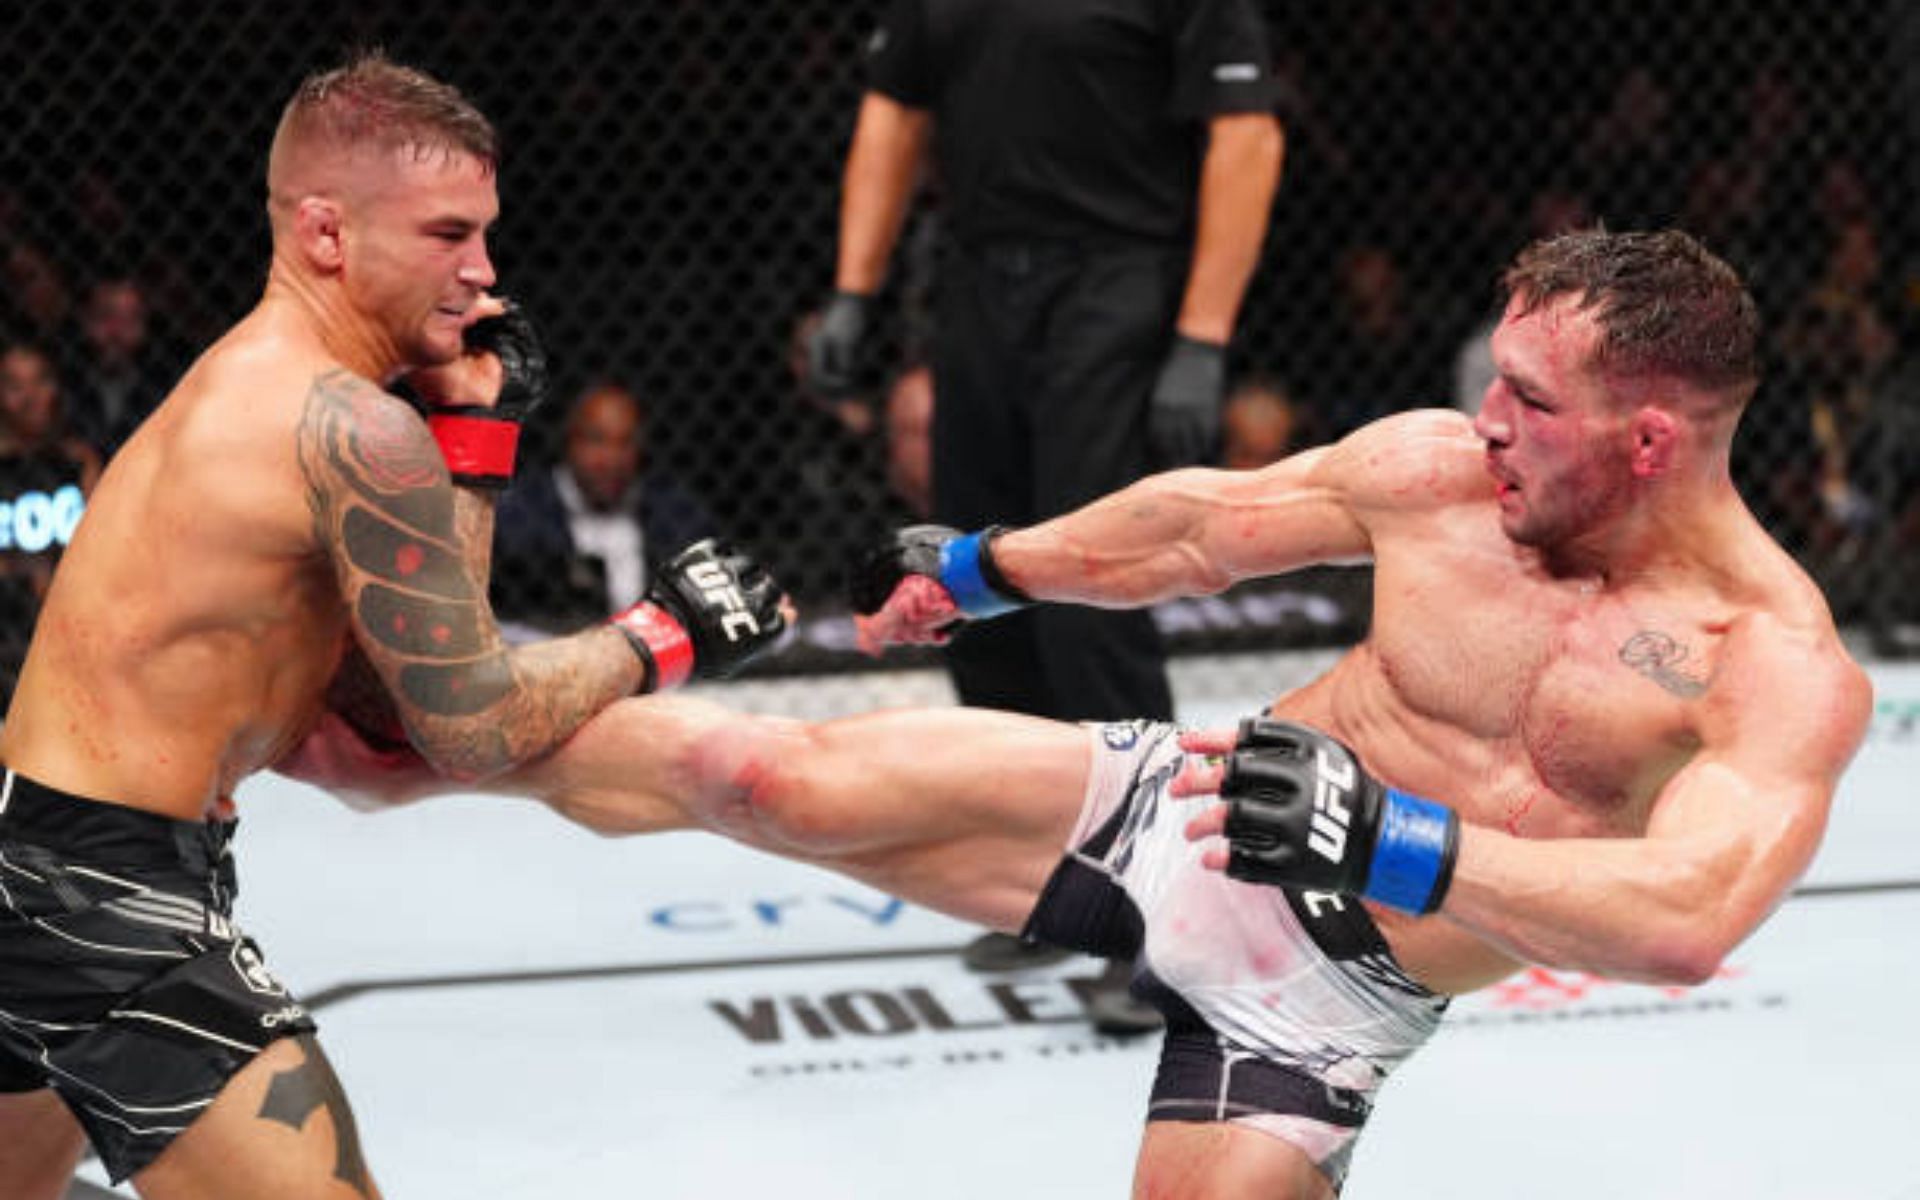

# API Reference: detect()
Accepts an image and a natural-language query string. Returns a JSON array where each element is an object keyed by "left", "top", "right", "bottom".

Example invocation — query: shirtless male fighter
[
  {"left": 0, "top": 54, "right": 784, "bottom": 1200},
  {"left": 287, "top": 228, "right": 1871, "bottom": 1198}
]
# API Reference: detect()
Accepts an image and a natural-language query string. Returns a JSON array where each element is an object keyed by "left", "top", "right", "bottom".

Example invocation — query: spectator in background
[
  {"left": 1569, "top": 66, "right": 1683, "bottom": 229},
  {"left": 492, "top": 380, "right": 716, "bottom": 635},
  {"left": 61, "top": 275, "right": 178, "bottom": 455},
  {"left": 1311, "top": 241, "right": 1452, "bottom": 433},
  {"left": 1, "top": 243, "right": 73, "bottom": 347},
  {"left": 1453, "top": 188, "right": 1594, "bottom": 412},
  {"left": 1686, "top": 67, "right": 1817, "bottom": 310},
  {"left": 64, "top": 169, "right": 137, "bottom": 278},
  {"left": 1763, "top": 215, "right": 1898, "bottom": 586},
  {"left": 0, "top": 344, "right": 103, "bottom": 494},
  {"left": 1866, "top": 349, "right": 1920, "bottom": 652},
  {"left": 1220, "top": 373, "right": 1313, "bottom": 470},
  {"left": 0, "top": 344, "right": 101, "bottom": 706}
]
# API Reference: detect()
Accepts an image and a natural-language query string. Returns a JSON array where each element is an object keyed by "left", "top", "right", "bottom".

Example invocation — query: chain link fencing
[{"left": 1, "top": 0, "right": 1914, "bottom": 707}]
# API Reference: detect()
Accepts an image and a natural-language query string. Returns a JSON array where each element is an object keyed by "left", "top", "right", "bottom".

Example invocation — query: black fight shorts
[{"left": 0, "top": 769, "right": 315, "bottom": 1181}]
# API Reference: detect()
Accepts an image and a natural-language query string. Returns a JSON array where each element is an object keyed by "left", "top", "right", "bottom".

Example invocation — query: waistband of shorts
[
  {"left": 1281, "top": 886, "right": 1440, "bottom": 999},
  {"left": 0, "top": 767, "right": 233, "bottom": 875},
  {"left": 1279, "top": 887, "right": 1392, "bottom": 960}
]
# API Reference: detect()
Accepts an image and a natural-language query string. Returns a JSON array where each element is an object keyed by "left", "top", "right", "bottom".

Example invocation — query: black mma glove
[
  {"left": 805, "top": 289, "right": 876, "bottom": 399},
  {"left": 1148, "top": 335, "right": 1227, "bottom": 468},
  {"left": 427, "top": 301, "right": 550, "bottom": 489},
  {"left": 849, "top": 524, "right": 1030, "bottom": 622},
  {"left": 610, "top": 539, "right": 787, "bottom": 692},
  {"left": 1218, "top": 717, "right": 1460, "bottom": 915}
]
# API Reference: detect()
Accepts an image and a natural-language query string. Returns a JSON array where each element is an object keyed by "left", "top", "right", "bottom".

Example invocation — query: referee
[{"left": 809, "top": 0, "right": 1284, "bottom": 1013}]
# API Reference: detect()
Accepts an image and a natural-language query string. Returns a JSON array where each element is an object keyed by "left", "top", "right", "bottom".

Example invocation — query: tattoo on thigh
[
  {"left": 1618, "top": 631, "right": 1707, "bottom": 699},
  {"left": 258, "top": 1035, "right": 373, "bottom": 1196}
]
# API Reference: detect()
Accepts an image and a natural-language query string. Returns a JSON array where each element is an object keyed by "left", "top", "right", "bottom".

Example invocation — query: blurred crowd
[{"left": 2, "top": 1, "right": 1916, "bottom": 703}]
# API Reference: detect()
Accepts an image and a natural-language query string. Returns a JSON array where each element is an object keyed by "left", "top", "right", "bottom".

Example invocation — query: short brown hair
[
  {"left": 1503, "top": 229, "right": 1758, "bottom": 401},
  {"left": 273, "top": 50, "right": 497, "bottom": 174}
]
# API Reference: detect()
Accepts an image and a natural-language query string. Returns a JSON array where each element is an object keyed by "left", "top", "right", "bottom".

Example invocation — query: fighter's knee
[
  {"left": 686, "top": 719, "right": 864, "bottom": 855},
  {"left": 744, "top": 769, "right": 856, "bottom": 855}
]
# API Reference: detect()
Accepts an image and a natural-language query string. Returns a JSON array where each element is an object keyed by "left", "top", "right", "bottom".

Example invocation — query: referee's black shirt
[{"left": 866, "top": 0, "right": 1280, "bottom": 247}]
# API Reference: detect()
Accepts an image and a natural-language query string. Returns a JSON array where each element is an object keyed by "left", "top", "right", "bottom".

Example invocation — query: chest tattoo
[{"left": 1618, "top": 630, "right": 1707, "bottom": 699}]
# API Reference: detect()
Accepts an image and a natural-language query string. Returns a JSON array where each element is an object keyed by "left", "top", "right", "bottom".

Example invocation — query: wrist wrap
[
  {"left": 1362, "top": 789, "right": 1460, "bottom": 915},
  {"left": 610, "top": 602, "right": 695, "bottom": 693},
  {"left": 937, "top": 528, "right": 1029, "bottom": 619}
]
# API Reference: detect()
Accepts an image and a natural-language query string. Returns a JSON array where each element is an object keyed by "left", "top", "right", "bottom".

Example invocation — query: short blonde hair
[{"left": 271, "top": 50, "right": 497, "bottom": 178}]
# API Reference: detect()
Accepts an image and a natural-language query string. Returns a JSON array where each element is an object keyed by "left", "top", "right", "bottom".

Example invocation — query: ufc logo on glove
[
  {"left": 1308, "top": 749, "right": 1356, "bottom": 863},
  {"left": 685, "top": 561, "right": 762, "bottom": 642}
]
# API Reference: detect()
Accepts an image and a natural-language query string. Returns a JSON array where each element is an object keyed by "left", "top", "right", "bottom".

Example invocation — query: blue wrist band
[
  {"left": 938, "top": 532, "right": 1027, "bottom": 619},
  {"left": 1363, "top": 789, "right": 1459, "bottom": 915}
]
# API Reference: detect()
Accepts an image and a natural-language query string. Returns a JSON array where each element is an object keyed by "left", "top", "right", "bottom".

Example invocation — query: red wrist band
[
  {"left": 428, "top": 413, "right": 521, "bottom": 483},
  {"left": 611, "top": 602, "right": 695, "bottom": 691}
]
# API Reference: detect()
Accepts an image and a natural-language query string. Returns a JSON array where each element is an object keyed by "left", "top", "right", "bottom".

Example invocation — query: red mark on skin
[
  {"left": 430, "top": 624, "right": 451, "bottom": 645},
  {"left": 1513, "top": 710, "right": 1579, "bottom": 833},
  {"left": 392, "top": 615, "right": 408, "bottom": 636},
  {"left": 1502, "top": 791, "right": 1540, "bottom": 835},
  {"left": 395, "top": 544, "right": 425, "bottom": 576},
  {"left": 729, "top": 757, "right": 770, "bottom": 796},
  {"left": 681, "top": 731, "right": 777, "bottom": 831}
]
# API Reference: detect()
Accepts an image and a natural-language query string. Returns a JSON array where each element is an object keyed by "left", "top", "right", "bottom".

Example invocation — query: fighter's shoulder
[
  {"left": 1318, "top": 409, "right": 1490, "bottom": 509},
  {"left": 1710, "top": 604, "right": 1873, "bottom": 761},
  {"left": 294, "top": 366, "right": 422, "bottom": 428},
  {"left": 290, "top": 369, "right": 446, "bottom": 500},
  {"left": 189, "top": 338, "right": 403, "bottom": 435}
]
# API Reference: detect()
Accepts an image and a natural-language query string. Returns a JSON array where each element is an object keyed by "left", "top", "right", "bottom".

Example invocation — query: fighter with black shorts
[{"left": 0, "top": 772, "right": 315, "bottom": 1180}]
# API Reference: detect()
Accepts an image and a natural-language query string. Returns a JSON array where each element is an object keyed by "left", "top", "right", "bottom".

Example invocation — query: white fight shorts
[{"left": 1022, "top": 722, "right": 1449, "bottom": 1189}]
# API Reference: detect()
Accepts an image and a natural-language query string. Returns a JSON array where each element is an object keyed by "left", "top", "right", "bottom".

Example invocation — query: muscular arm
[
  {"left": 832, "top": 92, "right": 933, "bottom": 294},
  {"left": 990, "top": 410, "right": 1476, "bottom": 606},
  {"left": 1439, "top": 620, "right": 1874, "bottom": 984},
  {"left": 296, "top": 370, "right": 642, "bottom": 781},
  {"left": 1174, "top": 112, "right": 1284, "bottom": 344}
]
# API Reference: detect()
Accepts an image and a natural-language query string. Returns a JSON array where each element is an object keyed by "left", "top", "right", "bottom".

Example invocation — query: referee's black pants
[{"left": 931, "top": 237, "right": 1179, "bottom": 723}]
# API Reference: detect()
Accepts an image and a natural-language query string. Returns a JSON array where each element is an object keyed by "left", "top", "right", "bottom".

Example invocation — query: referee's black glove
[
  {"left": 806, "top": 290, "right": 876, "bottom": 399},
  {"left": 1148, "top": 335, "right": 1227, "bottom": 469}
]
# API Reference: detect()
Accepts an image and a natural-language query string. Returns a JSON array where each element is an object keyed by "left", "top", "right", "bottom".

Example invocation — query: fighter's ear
[
  {"left": 291, "top": 196, "right": 346, "bottom": 274},
  {"left": 1627, "top": 406, "right": 1678, "bottom": 478}
]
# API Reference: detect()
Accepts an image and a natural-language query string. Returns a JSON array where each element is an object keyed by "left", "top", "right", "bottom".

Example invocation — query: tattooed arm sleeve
[{"left": 296, "top": 370, "right": 644, "bottom": 780}]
